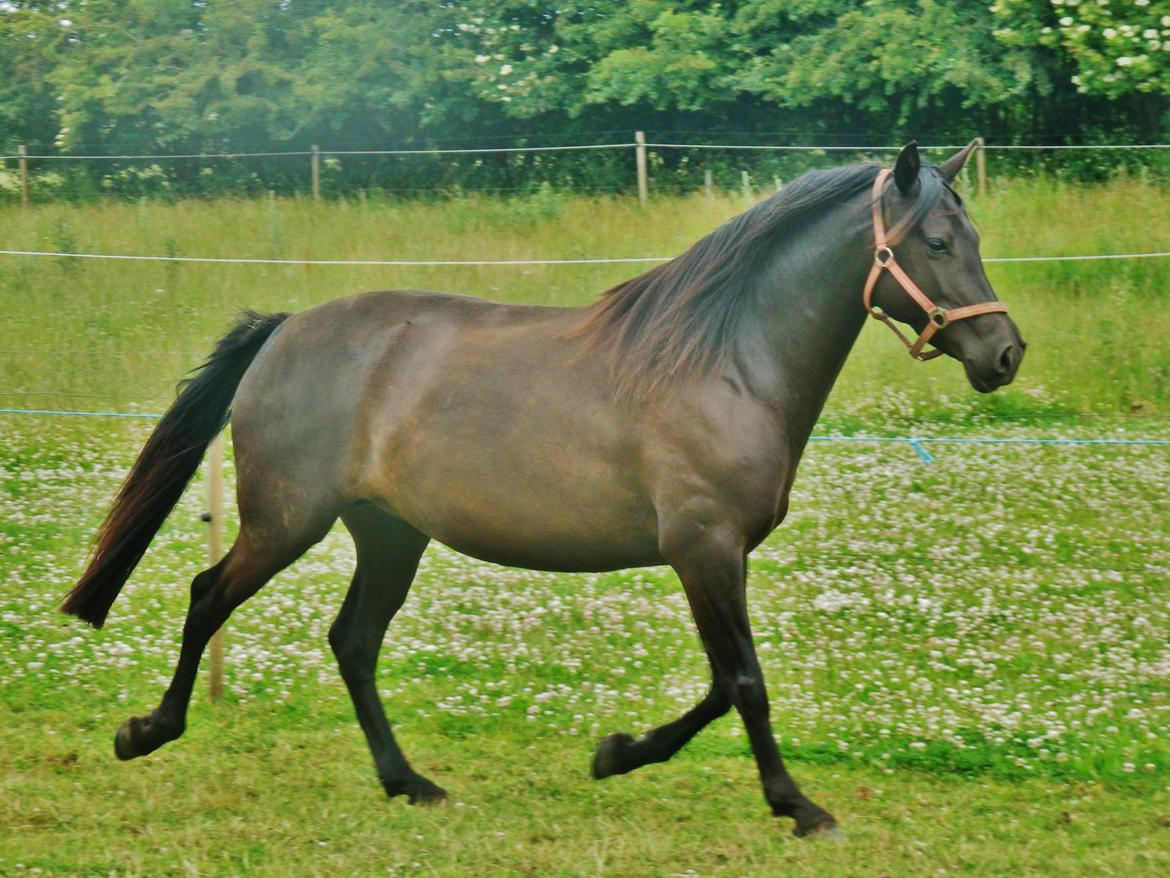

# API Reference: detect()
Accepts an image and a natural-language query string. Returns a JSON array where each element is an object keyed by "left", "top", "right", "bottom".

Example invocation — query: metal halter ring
[
  {"left": 875, "top": 246, "right": 894, "bottom": 266},
  {"left": 927, "top": 307, "right": 949, "bottom": 329}
]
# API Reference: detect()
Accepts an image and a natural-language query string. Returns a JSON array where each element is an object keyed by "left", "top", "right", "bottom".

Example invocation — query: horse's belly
[
  {"left": 379, "top": 473, "right": 663, "bottom": 573},
  {"left": 431, "top": 529, "right": 664, "bottom": 573}
]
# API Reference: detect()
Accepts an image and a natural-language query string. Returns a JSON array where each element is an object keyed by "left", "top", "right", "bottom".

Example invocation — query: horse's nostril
[{"left": 998, "top": 343, "right": 1017, "bottom": 376}]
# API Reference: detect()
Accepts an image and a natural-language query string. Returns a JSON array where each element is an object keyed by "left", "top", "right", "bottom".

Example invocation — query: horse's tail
[{"left": 61, "top": 311, "right": 291, "bottom": 628}]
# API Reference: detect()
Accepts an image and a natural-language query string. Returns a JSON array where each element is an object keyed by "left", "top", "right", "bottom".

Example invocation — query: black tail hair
[{"left": 60, "top": 311, "right": 290, "bottom": 628}]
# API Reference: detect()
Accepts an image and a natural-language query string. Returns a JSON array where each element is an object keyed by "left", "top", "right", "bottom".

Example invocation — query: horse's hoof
[
  {"left": 113, "top": 718, "right": 139, "bottom": 761},
  {"left": 383, "top": 774, "right": 448, "bottom": 806},
  {"left": 807, "top": 824, "right": 846, "bottom": 843},
  {"left": 113, "top": 712, "right": 180, "bottom": 761},
  {"left": 793, "top": 818, "right": 844, "bottom": 842},
  {"left": 407, "top": 781, "right": 448, "bottom": 806},
  {"left": 591, "top": 732, "right": 635, "bottom": 780}
]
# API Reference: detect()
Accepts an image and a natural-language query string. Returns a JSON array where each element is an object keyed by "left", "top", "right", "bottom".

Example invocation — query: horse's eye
[{"left": 926, "top": 238, "right": 947, "bottom": 253}]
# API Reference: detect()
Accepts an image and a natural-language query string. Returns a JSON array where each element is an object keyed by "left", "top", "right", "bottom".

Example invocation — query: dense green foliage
[{"left": 2, "top": 1, "right": 1168, "bottom": 197}]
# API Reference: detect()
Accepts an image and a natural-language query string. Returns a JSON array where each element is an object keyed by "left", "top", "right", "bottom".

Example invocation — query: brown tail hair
[{"left": 61, "top": 311, "right": 290, "bottom": 628}]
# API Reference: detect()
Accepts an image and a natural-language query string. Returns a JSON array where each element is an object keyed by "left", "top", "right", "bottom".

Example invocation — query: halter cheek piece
[{"left": 862, "top": 168, "right": 1008, "bottom": 361}]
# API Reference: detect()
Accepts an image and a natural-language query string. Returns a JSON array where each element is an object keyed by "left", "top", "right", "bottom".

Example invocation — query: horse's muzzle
[{"left": 966, "top": 338, "right": 1026, "bottom": 393}]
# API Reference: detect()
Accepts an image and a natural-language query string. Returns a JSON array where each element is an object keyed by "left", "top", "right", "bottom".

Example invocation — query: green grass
[
  {"left": 1, "top": 176, "right": 1168, "bottom": 419},
  {"left": 2, "top": 413, "right": 1168, "bottom": 876},
  {"left": 5, "top": 718, "right": 1170, "bottom": 877},
  {"left": 2, "top": 180, "right": 1170, "bottom": 875}
]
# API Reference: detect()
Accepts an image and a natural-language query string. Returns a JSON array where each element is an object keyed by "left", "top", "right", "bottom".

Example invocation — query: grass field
[{"left": 2, "top": 178, "right": 1170, "bottom": 875}]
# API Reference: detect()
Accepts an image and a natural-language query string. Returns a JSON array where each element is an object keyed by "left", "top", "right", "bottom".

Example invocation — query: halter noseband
[{"left": 862, "top": 168, "right": 1008, "bottom": 361}]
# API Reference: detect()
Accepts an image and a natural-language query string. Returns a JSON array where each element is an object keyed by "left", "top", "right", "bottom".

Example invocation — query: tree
[
  {"left": 0, "top": 4, "right": 69, "bottom": 151},
  {"left": 2, "top": 0, "right": 1166, "bottom": 196},
  {"left": 451, "top": 0, "right": 1148, "bottom": 142},
  {"left": 993, "top": 0, "right": 1170, "bottom": 100}
]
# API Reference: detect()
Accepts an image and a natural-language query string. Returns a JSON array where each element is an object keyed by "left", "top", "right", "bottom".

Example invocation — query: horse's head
[{"left": 865, "top": 141, "right": 1025, "bottom": 393}]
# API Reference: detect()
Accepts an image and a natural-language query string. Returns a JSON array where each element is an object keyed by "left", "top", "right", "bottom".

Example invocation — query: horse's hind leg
[
  {"left": 329, "top": 503, "right": 445, "bottom": 804},
  {"left": 114, "top": 515, "right": 333, "bottom": 760}
]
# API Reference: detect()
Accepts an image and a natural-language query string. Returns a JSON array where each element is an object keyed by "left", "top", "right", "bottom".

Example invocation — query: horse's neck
[{"left": 740, "top": 210, "right": 873, "bottom": 442}]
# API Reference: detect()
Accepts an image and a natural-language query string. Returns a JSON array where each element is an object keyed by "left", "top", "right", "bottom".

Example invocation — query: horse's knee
[
  {"left": 706, "top": 686, "right": 732, "bottom": 714},
  {"left": 327, "top": 624, "right": 354, "bottom": 665},
  {"left": 732, "top": 674, "right": 769, "bottom": 719},
  {"left": 328, "top": 626, "right": 376, "bottom": 684}
]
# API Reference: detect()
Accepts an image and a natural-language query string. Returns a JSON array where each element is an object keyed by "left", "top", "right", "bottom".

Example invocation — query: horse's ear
[
  {"left": 893, "top": 141, "right": 920, "bottom": 195},
  {"left": 938, "top": 139, "right": 979, "bottom": 183}
]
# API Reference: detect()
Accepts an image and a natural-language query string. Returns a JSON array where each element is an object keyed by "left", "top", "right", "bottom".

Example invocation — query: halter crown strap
[{"left": 862, "top": 168, "right": 1008, "bottom": 361}]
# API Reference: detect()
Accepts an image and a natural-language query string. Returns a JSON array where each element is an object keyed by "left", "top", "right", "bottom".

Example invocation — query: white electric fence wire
[
  {"left": 1, "top": 249, "right": 1169, "bottom": 267},
  {"left": 7, "top": 142, "right": 1170, "bottom": 161}
]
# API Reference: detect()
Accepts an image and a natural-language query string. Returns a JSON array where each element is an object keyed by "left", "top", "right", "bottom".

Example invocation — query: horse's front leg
[
  {"left": 591, "top": 676, "right": 730, "bottom": 779},
  {"left": 667, "top": 526, "right": 839, "bottom": 838}
]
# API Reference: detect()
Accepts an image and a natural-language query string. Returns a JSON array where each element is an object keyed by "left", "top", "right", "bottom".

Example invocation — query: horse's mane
[{"left": 577, "top": 161, "right": 950, "bottom": 402}]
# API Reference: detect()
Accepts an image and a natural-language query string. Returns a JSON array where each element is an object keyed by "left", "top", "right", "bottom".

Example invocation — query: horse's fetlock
[{"left": 149, "top": 708, "right": 184, "bottom": 739}]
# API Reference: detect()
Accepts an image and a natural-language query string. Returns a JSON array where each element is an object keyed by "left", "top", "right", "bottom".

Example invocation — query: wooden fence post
[
  {"left": 206, "top": 432, "right": 226, "bottom": 702},
  {"left": 741, "top": 170, "right": 752, "bottom": 203},
  {"left": 976, "top": 137, "right": 987, "bottom": 196},
  {"left": 311, "top": 144, "right": 321, "bottom": 200},
  {"left": 635, "top": 131, "right": 648, "bottom": 206},
  {"left": 18, "top": 145, "right": 29, "bottom": 209},
  {"left": 704, "top": 169, "right": 713, "bottom": 198}
]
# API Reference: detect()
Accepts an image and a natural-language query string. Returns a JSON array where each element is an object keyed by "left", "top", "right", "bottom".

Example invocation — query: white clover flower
[
  {"left": 474, "top": 54, "right": 489, "bottom": 64},
  {"left": 499, "top": 64, "right": 513, "bottom": 75},
  {"left": 1116, "top": 56, "right": 1134, "bottom": 65},
  {"left": 1059, "top": 16, "right": 1074, "bottom": 25},
  {"left": 1104, "top": 27, "right": 1117, "bottom": 37}
]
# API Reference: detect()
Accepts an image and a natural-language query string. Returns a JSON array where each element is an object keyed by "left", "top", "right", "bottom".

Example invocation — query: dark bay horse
[{"left": 62, "top": 142, "right": 1023, "bottom": 838}]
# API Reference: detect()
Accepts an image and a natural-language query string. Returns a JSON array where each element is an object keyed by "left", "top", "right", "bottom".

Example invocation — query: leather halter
[{"left": 862, "top": 168, "right": 1008, "bottom": 361}]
